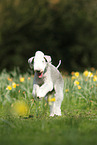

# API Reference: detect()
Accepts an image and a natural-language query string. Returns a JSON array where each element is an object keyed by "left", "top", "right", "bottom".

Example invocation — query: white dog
[{"left": 28, "top": 51, "right": 64, "bottom": 116}]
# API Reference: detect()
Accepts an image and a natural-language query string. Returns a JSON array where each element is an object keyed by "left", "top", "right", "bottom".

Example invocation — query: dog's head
[{"left": 28, "top": 51, "right": 51, "bottom": 78}]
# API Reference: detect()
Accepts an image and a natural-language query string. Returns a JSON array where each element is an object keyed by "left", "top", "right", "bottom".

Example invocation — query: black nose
[{"left": 36, "top": 70, "right": 41, "bottom": 73}]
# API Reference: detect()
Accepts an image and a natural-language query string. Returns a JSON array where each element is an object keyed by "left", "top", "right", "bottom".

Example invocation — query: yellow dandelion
[
  {"left": 74, "top": 80, "right": 79, "bottom": 86},
  {"left": 83, "top": 70, "right": 89, "bottom": 77},
  {"left": 11, "top": 100, "right": 30, "bottom": 117},
  {"left": 78, "top": 85, "right": 81, "bottom": 89},
  {"left": 6, "top": 85, "right": 12, "bottom": 90},
  {"left": 72, "top": 76, "right": 76, "bottom": 80},
  {"left": 93, "top": 75, "right": 97, "bottom": 82},
  {"left": 48, "top": 97, "right": 56, "bottom": 102},
  {"left": 12, "top": 82, "right": 17, "bottom": 88},
  {"left": 88, "top": 72, "right": 93, "bottom": 78},
  {"left": 20, "top": 77, "right": 25, "bottom": 82},
  {"left": 65, "top": 89, "right": 69, "bottom": 92},
  {"left": 45, "top": 103, "right": 47, "bottom": 106},
  {"left": 48, "top": 96, "right": 56, "bottom": 105},
  {"left": 74, "top": 72, "right": 79, "bottom": 77}
]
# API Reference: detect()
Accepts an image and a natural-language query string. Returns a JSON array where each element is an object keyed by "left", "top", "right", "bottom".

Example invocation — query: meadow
[{"left": 0, "top": 68, "right": 97, "bottom": 145}]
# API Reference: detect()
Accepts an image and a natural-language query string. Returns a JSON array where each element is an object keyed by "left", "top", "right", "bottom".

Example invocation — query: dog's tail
[{"left": 56, "top": 60, "right": 61, "bottom": 69}]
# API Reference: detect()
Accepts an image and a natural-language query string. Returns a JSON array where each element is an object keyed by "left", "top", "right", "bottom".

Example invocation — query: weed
[{"left": 0, "top": 69, "right": 97, "bottom": 145}]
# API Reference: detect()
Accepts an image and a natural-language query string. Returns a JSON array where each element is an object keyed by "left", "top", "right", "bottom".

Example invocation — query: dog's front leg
[
  {"left": 32, "top": 84, "right": 39, "bottom": 98},
  {"left": 37, "top": 82, "right": 53, "bottom": 98}
]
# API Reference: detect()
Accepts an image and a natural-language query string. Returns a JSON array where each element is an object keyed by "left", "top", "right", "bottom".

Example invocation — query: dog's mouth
[{"left": 36, "top": 71, "right": 43, "bottom": 78}]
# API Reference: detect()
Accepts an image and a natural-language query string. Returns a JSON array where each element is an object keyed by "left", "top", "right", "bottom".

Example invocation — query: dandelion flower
[
  {"left": 88, "top": 72, "right": 93, "bottom": 78},
  {"left": 83, "top": 70, "right": 89, "bottom": 77},
  {"left": 72, "top": 76, "right": 76, "bottom": 80},
  {"left": 93, "top": 75, "right": 97, "bottom": 82},
  {"left": 12, "top": 100, "right": 30, "bottom": 117},
  {"left": 74, "top": 72, "right": 79, "bottom": 77},
  {"left": 65, "top": 89, "right": 69, "bottom": 92},
  {"left": 74, "top": 80, "right": 79, "bottom": 86},
  {"left": 6, "top": 85, "right": 12, "bottom": 90},
  {"left": 20, "top": 77, "right": 25, "bottom": 82},
  {"left": 78, "top": 85, "right": 81, "bottom": 89},
  {"left": 12, "top": 82, "right": 17, "bottom": 88},
  {"left": 48, "top": 96, "right": 55, "bottom": 105},
  {"left": 48, "top": 97, "right": 56, "bottom": 102}
]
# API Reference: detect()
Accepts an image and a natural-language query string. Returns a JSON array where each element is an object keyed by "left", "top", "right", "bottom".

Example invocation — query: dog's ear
[
  {"left": 44, "top": 55, "right": 51, "bottom": 63},
  {"left": 28, "top": 57, "right": 34, "bottom": 69}
]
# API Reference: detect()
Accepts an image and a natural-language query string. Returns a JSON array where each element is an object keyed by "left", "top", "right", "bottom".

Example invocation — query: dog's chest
[
  {"left": 34, "top": 69, "right": 48, "bottom": 85},
  {"left": 35, "top": 75, "right": 46, "bottom": 86}
]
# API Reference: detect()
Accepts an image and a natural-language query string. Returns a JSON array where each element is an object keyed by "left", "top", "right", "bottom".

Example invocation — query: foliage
[
  {"left": 0, "top": 0, "right": 97, "bottom": 71},
  {"left": 0, "top": 68, "right": 97, "bottom": 111},
  {"left": 0, "top": 69, "right": 97, "bottom": 144}
]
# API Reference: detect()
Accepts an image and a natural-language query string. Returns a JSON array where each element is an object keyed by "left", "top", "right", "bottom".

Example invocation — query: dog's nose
[{"left": 36, "top": 70, "right": 40, "bottom": 73}]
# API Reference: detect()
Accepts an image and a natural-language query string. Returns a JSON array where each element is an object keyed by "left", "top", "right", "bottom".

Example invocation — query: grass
[{"left": 0, "top": 68, "right": 97, "bottom": 145}]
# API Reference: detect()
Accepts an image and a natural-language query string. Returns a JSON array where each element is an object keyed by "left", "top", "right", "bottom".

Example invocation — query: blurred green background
[{"left": 0, "top": 0, "right": 97, "bottom": 72}]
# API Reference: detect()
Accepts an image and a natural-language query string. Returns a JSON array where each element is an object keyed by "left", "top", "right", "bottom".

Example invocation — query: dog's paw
[
  {"left": 50, "top": 113, "right": 54, "bottom": 117},
  {"left": 37, "top": 90, "right": 44, "bottom": 98}
]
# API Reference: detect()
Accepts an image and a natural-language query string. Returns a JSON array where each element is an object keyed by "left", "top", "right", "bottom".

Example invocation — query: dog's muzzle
[{"left": 36, "top": 71, "right": 43, "bottom": 78}]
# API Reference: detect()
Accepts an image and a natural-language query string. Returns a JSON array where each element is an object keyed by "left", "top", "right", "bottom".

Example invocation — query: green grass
[{"left": 0, "top": 69, "right": 97, "bottom": 145}]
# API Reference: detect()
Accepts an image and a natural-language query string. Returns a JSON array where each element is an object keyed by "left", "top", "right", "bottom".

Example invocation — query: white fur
[{"left": 28, "top": 51, "right": 64, "bottom": 116}]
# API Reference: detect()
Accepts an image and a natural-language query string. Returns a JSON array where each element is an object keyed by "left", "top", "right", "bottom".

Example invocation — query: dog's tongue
[{"left": 38, "top": 72, "right": 43, "bottom": 78}]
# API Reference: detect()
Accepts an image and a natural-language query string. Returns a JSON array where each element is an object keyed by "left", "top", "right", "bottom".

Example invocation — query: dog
[{"left": 28, "top": 51, "right": 64, "bottom": 116}]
